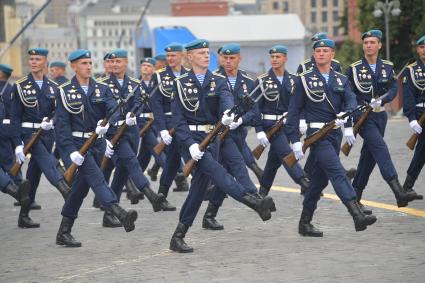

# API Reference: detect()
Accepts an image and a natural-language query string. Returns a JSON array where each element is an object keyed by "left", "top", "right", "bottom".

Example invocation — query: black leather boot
[
  {"left": 248, "top": 162, "right": 264, "bottom": 182},
  {"left": 102, "top": 210, "right": 122, "bottom": 228},
  {"left": 147, "top": 161, "right": 160, "bottom": 181},
  {"left": 55, "top": 179, "right": 71, "bottom": 200},
  {"left": 109, "top": 204, "right": 138, "bottom": 232},
  {"left": 354, "top": 188, "right": 372, "bottom": 215},
  {"left": 403, "top": 175, "right": 423, "bottom": 200},
  {"left": 298, "top": 207, "right": 323, "bottom": 237},
  {"left": 18, "top": 203, "right": 40, "bottom": 228},
  {"left": 143, "top": 185, "right": 166, "bottom": 212},
  {"left": 299, "top": 177, "right": 311, "bottom": 195},
  {"left": 4, "top": 180, "right": 31, "bottom": 208},
  {"left": 173, "top": 173, "right": 189, "bottom": 192},
  {"left": 56, "top": 216, "right": 81, "bottom": 247},
  {"left": 388, "top": 178, "right": 417, "bottom": 207},
  {"left": 345, "top": 200, "right": 377, "bottom": 231},
  {"left": 258, "top": 186, "right": 276, "bottom": 212},
  {"left": 170, "top": 222, "right": 193, "bottom": 253},
  {"left": 240, "top": 193, "right": 274, "bottom": 221},
  {"left": 346, "top": 168, "right": 357, "bottom": 181},
  {"left": 92, "top": 196, "right": 104, "bottom": 210},
  {"left": 202, "top": 203, "right": 224, "bottom": 230},
  {"left": 125, "top": 179, "right": 144, "bottom": 204},
  {"left": 158, "top": 185, "right": 176, "bottom": 211}
]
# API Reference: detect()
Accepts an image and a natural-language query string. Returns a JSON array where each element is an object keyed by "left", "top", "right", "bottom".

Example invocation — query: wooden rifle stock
[
  {"left": 341, "top": 106, "right": 372, "bottom": 156},
  {"left": 406, "top": 112, "right": 425, "bottom": 150},
  {"left": 252, "top": 116, "right": 286, "bottom": 160},
  {"left": 100, "top": 122, "right": 129, "bottom": 170},
  {"left": 182, "top": 122, "right": 223, "bottom": 177},
  {"left": 139, "top": 118, "right": 155, "bottom": 138},
  {"left": 153, "top": 128, "right": 175, "bottom": 155}
]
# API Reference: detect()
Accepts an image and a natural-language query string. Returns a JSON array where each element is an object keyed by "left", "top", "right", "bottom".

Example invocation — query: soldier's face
[
  {"left": 363, "top": 37, "right": 382, "bottom": 57},
  {"left": 111, "top": 58, "right": 128, "bottom": 75},
  {"left": 218, "top": 54, "right": 225, "bottom": 67},
  {"left": 155, "top": 60, "right": 166, "bottom": 70},
  {"left": 223, "top": 54, "right": 241, "bottom": 73},
  {"left": 270, "top": 53, "right": 287, "bottom": 69},
  {"left": 28, "top": 55, "right": 47, "bottom": 73},
  {"left": 140, "top": 63, "right": 154, "bottom": 77},
  {"left": 188, "top": 48, "right": 210, "bottom": 69},
  {"left": 313, "top": 47, "right": 333, "bottom": 65},
  {"left": 103, "top": 60, "right": 113, "bottom": 74},
  {"left": 71, "top": 58, "right": 92, "bottom": 79},
  {"left": 49, "top": 66, "right": 65, "bottom": 79},
  {"left": 166, "top": 52, "right": 183, "bottom": 68},
  {"left": 416, "top": 45, "right": 425, "bottom": 62}
]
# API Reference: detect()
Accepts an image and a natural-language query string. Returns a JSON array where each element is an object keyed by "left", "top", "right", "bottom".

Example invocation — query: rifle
[
  {"left": 406, "top": 112, "right": 425, "bottom": 150},
  {"left": 10, "top": 114, "right": 54, "bottom": 177},
  {"left": 153, "top": 128, "right": 175, "bottom": 155},
  {"left": 251, "top": 113, "right": 287, "bottom": 160},
  {"left": 283, "top": 104, "right": 366, "bottom": 168},
  {"left": 63, "top": 85, "right": 139, "bottom": 185},
  {"left": 139, "top": 118, "right": 155, "bottom": 138}
]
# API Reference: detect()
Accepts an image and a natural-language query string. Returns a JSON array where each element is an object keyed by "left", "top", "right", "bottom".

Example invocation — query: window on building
[
  {"left": 333, "top": 0, "right": 339, "bottom": 6},
  {"left": 333, "top": 11, "right": 339, "bottom": 21},
  {"left": 333, "top": 26, "right": 339, "bottom": 36},
  {"left": 311, "top": 11, "right": 317, "bottom": 23},
  {"left": 322, "top": 0, "right": 327, "bottom": 6},
  {"left": 311, "top": 0, "right": 316, "bottom": 8},
  {"left": 272, "top": 1, "right": 279, "bottom": 10},
  {"left": 282, "top": 1, "right": 288, "bottom": 12},
  {"left": 322, "top": 11, "right": 328, "bottom": 22}
]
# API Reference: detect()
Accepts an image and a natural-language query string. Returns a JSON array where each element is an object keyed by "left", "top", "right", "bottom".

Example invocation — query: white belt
[
  {"left": 2, "top": 119, "right": 10, "bottom": 125},
  {"left": 72, "top": 131, "right": 99, "bottom": 139},
  {"left": 416, "top": 102, "right": 425, "bottom": 108},
  {"left": 309, "top": 122, "right": 340, "bottom": 129},
  {"left": 188, "top": 124, "right": 215, "bottom": 132},
  {"left": 21, "top": 122, "right": 41, "bottom": 128},
  {"left": 114, "top": 120, "right": 125, "bottom": 126},
  {"left": 262, "top": 113, "right": 286, "bottom": 121},
  {"left": 164, "top": 112, "right": 172, "bottom": 116},
  {"left": 139, "top": 112, "right": 153, "bottom": 118}
]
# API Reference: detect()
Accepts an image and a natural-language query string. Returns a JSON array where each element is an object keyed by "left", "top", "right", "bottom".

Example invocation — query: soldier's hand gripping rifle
[
  {"left": 341, "top": 92, "right": 390, "bottom": 156},
  {"left": 183, "top": 88, "right": 267, "bottom": 177},
  {"left": 63, "top": 85, "right": 139, "bottom": 185},
  {"left": 406, "top": 112, "right": 425, "bottom": 150},
  {"left": 153, "top": 128, "right": 175, "bottom": 155},
  {"left": 283, "top": 104, "right": 367, "bottom": 167},
  {"left": 10, "top": 113, "right": 55, "bottom": 177}
]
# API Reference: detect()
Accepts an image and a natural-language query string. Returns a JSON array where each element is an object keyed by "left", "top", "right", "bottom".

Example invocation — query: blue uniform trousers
[
  {"left": 407, "top": 129, "right": 425, "bottom": 179},
  {"left": 0, "top": 167, "right": 12, "bottom": 191},
  {"left": 240, "top": 127, "right": 256, "bottom": 166},
  {"left": 61, "top": 140, "right": 117, "bottom": 219},
  {"left": 159, "top": 139, "right": 183, "bottom": 187},
  {"left": 303, "top": 129, "right": 357, "bottom": 212},
  {"left": 352, "top": 112, "right": 398, "bottom": 190},
  {"left": 0, "top": 138, "right": 22, "bottom": 184},
  {"left": 137, "top": 129, "right": 166, "bottom": 172}
]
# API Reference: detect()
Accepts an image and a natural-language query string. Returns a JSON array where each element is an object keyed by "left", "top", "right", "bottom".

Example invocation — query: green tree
[{"left": 335, "top": 39, "right": 363, "bottom": 72}]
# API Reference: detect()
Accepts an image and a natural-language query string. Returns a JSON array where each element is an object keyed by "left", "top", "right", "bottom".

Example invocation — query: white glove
[
  {"left": 229, "top": 117, "right": 243, "bottom": 130},
  {"left": 299, "top": 119, "right": 307, "bottom": 135},
  {"left": 160, "top": 130, "right": 173, "bottom": 145},
  {"left": 370, "top": 98, "right": 382, "bottom": 110},
  {"left": 344, "top": 127, "right": 356, "bottom": 146},
  {"left": 410, "top": 120, "right": 423, "bottom": 134},
  {"left": 40, "top": 117, "right": 54, "bottom": 131},
  {"left": 256, "top": 131, "right": 270, "bottom": 148},
  {"left": 221, "top": 109, "right": 235, "bottom": 126},
  {"left": 189, "top": 143, "right": 204, "bottom": 161},
  {"left": 70, "top": 151, "right": 84, "bottom": 166},
  {"left": 15, "top": 145, "right": 26, "bottom": 164},
  {"left": 125, "top": 112, "right": 137, "bottom": 126},
  {"left": 96, "top": 120, "right": 110, "bottom": 135},
  {"left": 292, "top": 141, "right": 304, "bottom": 161},
  {"left": 105, "top": 140, "right": 114, "bottom": 158},
  {"left": 335, "top": 112, "right": 348, "bottom": 127}
]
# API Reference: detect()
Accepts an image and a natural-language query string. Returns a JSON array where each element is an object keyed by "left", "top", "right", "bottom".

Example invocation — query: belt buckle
[{"left": 205, "top": 124, "right": 212, "bottom": 133}]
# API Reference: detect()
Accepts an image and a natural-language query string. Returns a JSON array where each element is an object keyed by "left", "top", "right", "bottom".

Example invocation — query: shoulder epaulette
[
  {"left": 59, "top": 81, "right": 71, "bottom": 88},
  {"left": 97, "top": 81, "right": 108, "bottom": 86},
  {"left": 350, "top": 60, "right": 362, "bottom": 67},
  {"left": 302, "top": 58, "right": 312, "bottom": 64},
  {"left": 213, "top": 73, "right": 226, "bottom": 79},
  {"left": 129, "top": 76, "right": 141, "bottom": 84},
  {"left": 381, "top": 59, "right": 394, "bottom": 66},
  {"left": 257, "top": 72, "right": 268, "bottom": 79},
  {"left": 212, "top": 68, "right": 220, "bottom": 74},
  {"left": 175, "top": 73, "right": 189, "bottom": 81},
  {"left": 96, "top": 76, "right": 109, "bottom": 83},
  {"left": 48, "top": 79, "right": 58, "bottom": 86},
  {"left": 156, "top": 67, "right": 166, "bottom": 74},
  {"left": 333, "top": 70, "right": 346, "bottom": 78},
  {"left": 332, "top": 58, "right": 340, "bottom": 63},
  {"left": 241, "top": 73, "right": 253, "bottom": 81},
  {"left": 15, "top": 76, "right": 28, "bottom": 84},
  {"left": 299, "top": 69, "right": 313, "bottom": 77},
  {"left": 408, "top": 62, "right": 417, "bottom": 68}
]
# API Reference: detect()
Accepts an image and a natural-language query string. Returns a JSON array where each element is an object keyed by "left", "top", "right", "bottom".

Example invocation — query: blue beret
[
  {"left": 362, "top": 29, "right": 383, "bottom": 40},
  {"left": 28, "top": 48, "right": 49, "bottom": 56},
  {"left": 140, "top": 57, "right": 156, "bottom": 66},
  {"left": 311, "top": 32, "right": 328, "bottom": 42},
  {"left": 269, "top": 45, "right": 288, "bottom": 54},
  {"left": 154, "top": 54, "right": 166, "bottom": 61},
  {"left": 50, "top": 61, "right": 66, "bottom": 68},
  {"left": 221, "top": 43, "right": 241, "bottom": 55},
  {"left": 185, "top": 39, "right": 209, "bottom": 51},
  {"left": 165, "top": 42, "right": 184, "bottom": 52},
  {"left": 110, "top": 48, "right": 128, "bottom": 59},
  {"left": 103, "top": 52, "right": 111, "bottom": 61},
  {"left": 217, "top": 46, "right": 223, "bottom": 54},
  {"left": 0, "top": 63, "right": 13, "bottom": 75},
  {"left": 313, "top": 39, "right": 335, "bottom": 49},
  {"left": 416, "top": 35, "right": 425, "bottom": 45},
  {"left": 68, "top": 49, "right": 91, "bottom": 62}
]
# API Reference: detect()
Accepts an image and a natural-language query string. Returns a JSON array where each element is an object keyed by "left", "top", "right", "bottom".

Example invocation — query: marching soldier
[
  {"left": 49, "top": 61, "right": 68, "bottom": 85},
  {"left": 286, "top": 38, "right": 377, "bottom": 236},
  {"left": 55, "top": 49, "right": 138, "bottom": 247},
  {"left": 347, "top": 30, "right": 420, "bottom": 209},
  {"left": 255, "top": 45, "right": 311, "bottom": 198},
  {"left": 169, "top": 39, "right": 275, "bottom": 253},
  {"left": 10, "top": 48, "right": 71, "bottom": 219},
  {"left": 402, "top": 35, "right": 425, "bottom": 199},
  {"left": 154, "top": 54, "right": 167, "bottom": 70}
]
